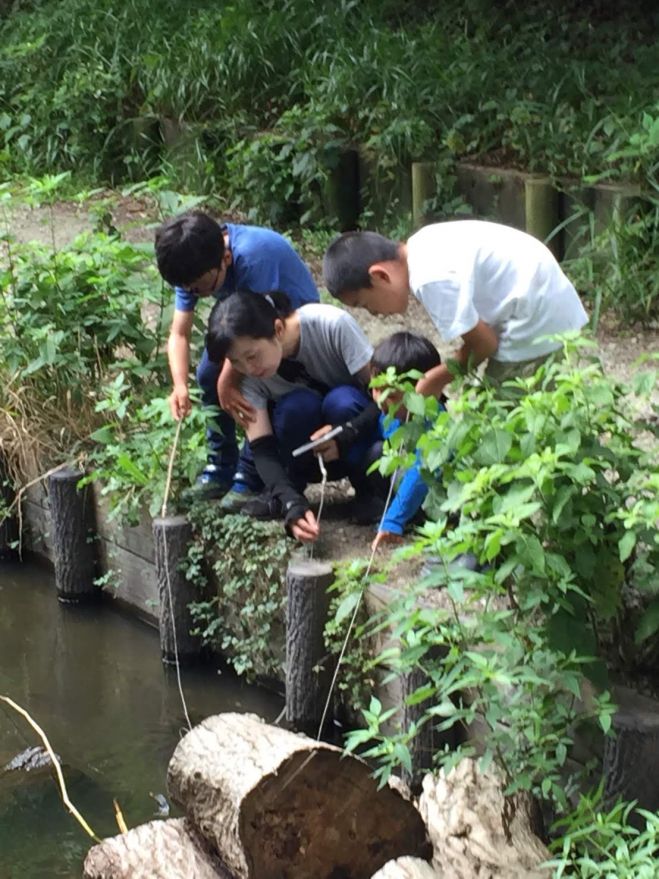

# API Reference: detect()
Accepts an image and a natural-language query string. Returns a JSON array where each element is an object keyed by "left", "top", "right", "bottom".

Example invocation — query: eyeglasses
[{"left": 185, "top": 266, "right": 221, "bottom": 297}]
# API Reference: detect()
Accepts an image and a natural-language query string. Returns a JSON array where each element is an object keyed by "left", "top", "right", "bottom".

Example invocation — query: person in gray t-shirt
[{"left": 205, "top": 291, "right": 384, "bottom": 543}]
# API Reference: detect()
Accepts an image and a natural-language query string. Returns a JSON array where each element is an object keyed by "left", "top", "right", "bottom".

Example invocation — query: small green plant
[
  {"left": 547, "top": 786, "right": 659, "bottom": 878},
  {"left": 184, "top": 504, "right": 294, "bottom": 679},
  {"left": 338, "top": 340, "right": 657, "bottom": 811}
]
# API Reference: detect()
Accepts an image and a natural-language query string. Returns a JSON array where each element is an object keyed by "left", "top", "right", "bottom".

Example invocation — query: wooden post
[
  {"left": 48, "top": 468, "right": 97, "bottom": 601},
  {"left": 525, "top": 175, "right": 560, "bottom": 256},
  {"left": 153, "top": 515, "right": 200, "bottom": 665},
  {"left": 0, "top": 451, "right": 18, "bottom": 561},
  {"left": 603, "top": 709, "right": 659, "bottom": 818},
  {"left": 412, "top": 162, "right": 436, "bottom": 228},
  {"left": 285, "top": 557, "right": 333, "bottom": 734},
  {"left": 324, "top": 148, "right": 360, "bottom": 231}
]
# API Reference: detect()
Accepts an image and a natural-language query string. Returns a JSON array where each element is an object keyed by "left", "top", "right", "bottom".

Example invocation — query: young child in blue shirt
[
  {"left": 155, "top": 211, "right": 318, "bottom": 504},
  {"left": 367, "top": 332, "right": 446, "bottom": 552}
]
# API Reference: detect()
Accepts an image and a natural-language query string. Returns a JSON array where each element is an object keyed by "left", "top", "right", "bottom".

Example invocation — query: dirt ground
[{"left": 4, "top": 194, "right": 658, "bottom": 564}]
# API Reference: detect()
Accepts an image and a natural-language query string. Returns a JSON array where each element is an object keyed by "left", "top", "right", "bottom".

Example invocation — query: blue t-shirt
[{"left": 174, "top": 223, "right": 319, "bottom": 312}]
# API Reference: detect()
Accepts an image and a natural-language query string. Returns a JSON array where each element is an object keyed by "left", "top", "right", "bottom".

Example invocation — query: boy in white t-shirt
[{"left": 323, "top": 220, "right": 588, "bottom": 397}]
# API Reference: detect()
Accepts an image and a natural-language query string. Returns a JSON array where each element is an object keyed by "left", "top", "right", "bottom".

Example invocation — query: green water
[{"left": 0, "top": 564, "right": 282, "bottom": 879}]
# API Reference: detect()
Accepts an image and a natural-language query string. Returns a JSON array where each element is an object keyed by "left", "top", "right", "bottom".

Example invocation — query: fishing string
[{"left": 161, "top": 418, "right": 192, "bottom": 732}]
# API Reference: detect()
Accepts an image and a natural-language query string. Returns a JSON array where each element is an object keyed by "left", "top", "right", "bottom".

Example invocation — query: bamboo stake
[{"left": 0, "top": 695, "right": 101, "bottom": 843}]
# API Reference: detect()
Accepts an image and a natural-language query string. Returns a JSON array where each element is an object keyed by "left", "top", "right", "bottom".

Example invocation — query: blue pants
[
  {"left": 237, "top": 385, "right": 379, "bottom": 492},
  {"left": 196, "top": 348, "right": 260, "bottom": 488}
]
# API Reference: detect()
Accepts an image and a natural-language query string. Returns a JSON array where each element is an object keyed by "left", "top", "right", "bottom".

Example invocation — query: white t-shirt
[
  {"left": 407, "top": 221, "right": 588, "bottom": 362},
  {"left": 241, "top": 303, "right": 373, "bottom": 409}
]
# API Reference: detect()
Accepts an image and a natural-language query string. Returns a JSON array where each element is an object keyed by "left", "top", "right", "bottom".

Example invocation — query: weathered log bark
[
  {"left": 83, "top": 818, "right": 232, "bottom": 879},
  {"left": 167, "top": 713, "right": 430, "bottom": 879},
  {"left": 371, "top": 857, "right": 439, "bottom": 878},
  {"left": 604, "top": 707, "right": 659, "bottom": 816},
  {"left": 418, "top": 759, "right": 550, "bottom": 878},
  {"left": 153, "top": 515, "right": 200, "bottom": 664},
  {"left": 285, "top": 558, "right": 333, "bottom": 734},
  {"left": 48, "top": 467, "right": 97, "bottom": 600}
]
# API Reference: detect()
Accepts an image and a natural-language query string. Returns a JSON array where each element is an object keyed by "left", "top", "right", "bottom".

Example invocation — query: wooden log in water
[
  {"left": 83, "top": 817, "right": 232, "bottom": 879},
  {"left": 285, "top": 557, "right": 333, "bottom": 734},
  {"left": 167, "top": 713, "right": 430, "bottom": 879},
  {"left": 418, "top": 758, "right": 550, "bottom": 878},
  {"left": 153, "top": 515, "right": 200, "bottom": 665},
  {"left": 48, "top": 467, "right": 97, "bottom": 601}
]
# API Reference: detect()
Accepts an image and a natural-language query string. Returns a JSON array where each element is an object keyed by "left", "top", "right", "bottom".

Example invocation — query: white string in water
[
  {"left": 315, "top": 463, "right": 399, "bottom": 740},
  {"left": 161, "top": 418, "right": 192, "bottom": 733}
]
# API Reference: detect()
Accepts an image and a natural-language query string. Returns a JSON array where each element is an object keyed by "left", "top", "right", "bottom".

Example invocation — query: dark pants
[
  {"left": 196, "top": 348, "right": 260, "bottom": 488},
  {"left": 238, "top": 385, "right": 379, "bottom": 492}
]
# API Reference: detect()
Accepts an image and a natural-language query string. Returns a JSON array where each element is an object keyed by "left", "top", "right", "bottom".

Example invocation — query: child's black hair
[
  {"left": 323, "top": 230, "right": 400, "bottom": 300},
  {"left": 155, "top": 211, "right": 226, "bottom": 288},
  {"left": 206, "top": 291, "right": 294, "bottom": 363},
  {"left": 371, "top": 331, "right": 441, "bottom": 377}
]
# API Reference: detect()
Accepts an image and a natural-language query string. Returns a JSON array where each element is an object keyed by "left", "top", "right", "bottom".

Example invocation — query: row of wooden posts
[
  {"left": 4, "top": 467, "right": 339, "bottom": 739},
  {"left": 6, "top": 467, "right": 659, "bottom": 805}
]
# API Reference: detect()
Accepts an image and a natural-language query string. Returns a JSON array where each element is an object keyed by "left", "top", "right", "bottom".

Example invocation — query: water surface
[{"left": 0, "top": 564, "right": 282, "bottom": 878}]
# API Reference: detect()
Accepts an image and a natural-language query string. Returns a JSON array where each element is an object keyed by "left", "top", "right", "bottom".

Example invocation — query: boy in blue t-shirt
[
  {"left": 367, "top": 332, "right": 446, "bottom": 552},
  {"left": 154, "top": 211, "right": 319, "bottom": 503}
]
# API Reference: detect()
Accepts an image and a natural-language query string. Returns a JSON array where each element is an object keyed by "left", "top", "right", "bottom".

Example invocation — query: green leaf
[
  {"left": 618, "top": 530, "right": 636, "bottom": 563},
  {"left": 474, "top": 428, "right": 512, "bottom": 465},
  {"left": 334, "top": 591, "right": 360, "bottom": 625}
]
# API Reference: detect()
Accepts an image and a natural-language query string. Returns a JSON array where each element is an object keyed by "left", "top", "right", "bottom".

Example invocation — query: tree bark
[
  {"left": 285, "top": 558, "right": 333, "bottom": 734},
  {"left": 167, "top": 713, "right": 430, "bottom": 879},
  {"left": 83, "top": 818, "right": 232, "bottom": 879},
  {"left": 153, "top": 516, "right": 200, "bottom": 664},
  {"left": 48, "top": 467, "right": 97, "bottom": 600},
  {"left": 371, "top": 857, "right": 439, "bottom": 878},
  {"left": 418, "top": 759, "right": 551, "bottom": 878}
]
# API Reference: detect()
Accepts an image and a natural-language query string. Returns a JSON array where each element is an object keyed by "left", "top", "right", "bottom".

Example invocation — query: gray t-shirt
[{"left": 241, "top": 303, "right": 373, "bottom": 409}]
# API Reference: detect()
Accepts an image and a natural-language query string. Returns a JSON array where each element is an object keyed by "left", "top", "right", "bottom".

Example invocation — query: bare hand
[
  {"left": 169, "top": 385, "right": 192, "bottom": 420},
  {"left": 309, "top": 424, "right": 340, "bottom": 462},
  {"left": 218, "top": 380, "right": 256, "bottom": 425},
  {"left": 290, "top": 509, "right": 320, "bottom": 543},
  {"left": 371, "top": 530, "right": 404, "bottom": 552}
]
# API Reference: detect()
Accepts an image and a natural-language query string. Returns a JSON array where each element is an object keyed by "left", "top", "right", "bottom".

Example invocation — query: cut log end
[{"left": 240, "top": 749, "right": 429, "bottom": 878}]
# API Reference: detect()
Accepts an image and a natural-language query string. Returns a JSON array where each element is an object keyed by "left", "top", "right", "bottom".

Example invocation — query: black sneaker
[{"left": 241, "top": 489, "right": 283, "bottom": 520}]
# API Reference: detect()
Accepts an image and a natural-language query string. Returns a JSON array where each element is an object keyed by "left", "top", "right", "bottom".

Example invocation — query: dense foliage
[
  {"left": 328, "top": 346, "right": 657, "bottom": 873},
  {"left": 1, "top": 0, "right": 657, "bottom": 199}
]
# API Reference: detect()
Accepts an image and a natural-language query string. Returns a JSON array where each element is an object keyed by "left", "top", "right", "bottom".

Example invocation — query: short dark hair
[
  {"left": 371, "top": 331, "right": 441, "bottom": 377},
  {"left": 323, "top": 230, "right": 400, "bottom": 299},
  {"left": 154, "top": 211, "right": 225, "bottom": 287},
  {"left": 206, "top": 291, "right": 294, "bottom": 363}
]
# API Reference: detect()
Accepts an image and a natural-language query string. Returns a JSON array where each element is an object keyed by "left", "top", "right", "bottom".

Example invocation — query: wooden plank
[
  {"left": 21, "top": 498, "right": 54, "bottom": 561},
  {"left": 96, "top": 538, "right": 159, "bottom": 626},
  {"left": 93, "top": 492, "right": 155, "bottom": 563}
]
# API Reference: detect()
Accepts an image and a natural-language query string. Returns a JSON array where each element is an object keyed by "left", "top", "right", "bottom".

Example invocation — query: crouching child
[{"left": 367, "top": 332, "right": 447, "bottom": 552}]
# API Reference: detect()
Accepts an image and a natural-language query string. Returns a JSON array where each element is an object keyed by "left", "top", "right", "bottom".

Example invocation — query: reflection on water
[{"left": 0, "top": 564, "right": 282, "bottom": 879}]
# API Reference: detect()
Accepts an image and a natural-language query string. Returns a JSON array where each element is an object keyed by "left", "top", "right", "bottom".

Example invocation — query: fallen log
[
  {"left": 371, "top": 857, "right": 439, "bottom": 878},
  {"left": 83, "top": 818, "right": 231, "bottom": 879},
  {"left": 167, "top": 713, "right": 430, "bottom": 879},
  {"left": 418, "top": 759, "right": 550, "bottom": 878}
]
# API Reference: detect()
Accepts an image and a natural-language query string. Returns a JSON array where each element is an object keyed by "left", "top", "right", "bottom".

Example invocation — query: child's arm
[
  {"left": 416, "top": 320, "right": 499, "bottom": 397},
  {"left": 167, "top": 309, "right": 194, "bottom": 419},
  {"left": 372, "top": 456, "right": 428, "bottom": 551},
  {"left": 245, "top": 414, "right": 319, "bottom": 543}
]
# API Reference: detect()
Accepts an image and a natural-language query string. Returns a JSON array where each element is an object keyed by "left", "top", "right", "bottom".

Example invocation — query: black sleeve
[
  {"left": 334, "top": 400, "right": 381, "bottom": 457},
  {"left": 250, "top": 434, "right": 309, "bottom": 528}
]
